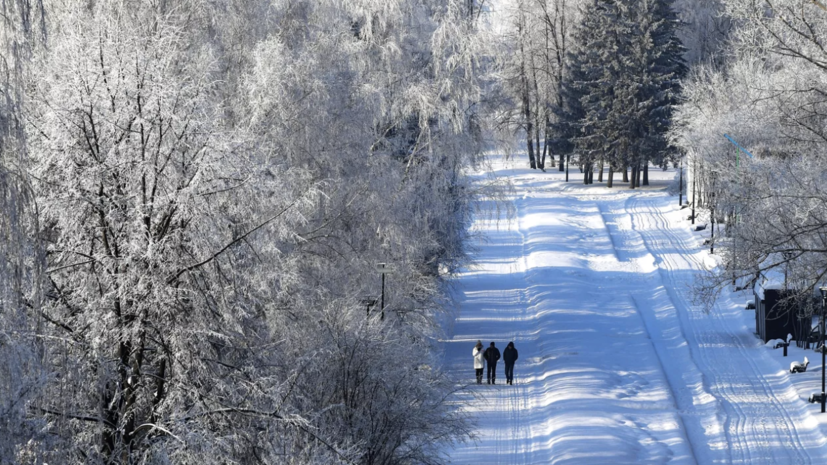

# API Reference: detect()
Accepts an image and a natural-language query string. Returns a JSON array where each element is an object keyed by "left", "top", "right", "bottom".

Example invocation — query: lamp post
[
  {"left": 812, "top": 287, "right": 827, "bottom": 410},
  {"left": 691, "top": 158, "right": 697, "bottom": 225},
  {"left": 679, "top": 156, "right": 683, "bottom": 207},
  {"left": 710, "top": 171, "right": 716, "bottom": 254},
  {"left": 710, "top": 198, "right": 715, "bottom": 253},
  {"left": 722, "top": 135, "right": 755, "bottom": 286},
  {"left": 360, "top": 298, "right": 377, "bottom": 317},
  {"left": 821, "top": 287, "right": 827, "bottom": 413},
  {"left": 723, "top": 134, "right": 756, "bottom": 164}
]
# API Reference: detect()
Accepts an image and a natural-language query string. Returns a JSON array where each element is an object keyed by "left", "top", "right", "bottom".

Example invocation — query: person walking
[
  {"left": 473, "top": 340, "right": 484, "bottom": 384},
  {"left": 483, "top": 342, "right": 501, "bottom": 384},
  {"left": 503, "top": 341, "right": 519, "bottom": 385}
]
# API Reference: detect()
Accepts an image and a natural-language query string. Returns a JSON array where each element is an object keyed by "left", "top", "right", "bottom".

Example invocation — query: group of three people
[{"left": 473, "top": 340, "right": 518, "bottom": 385}]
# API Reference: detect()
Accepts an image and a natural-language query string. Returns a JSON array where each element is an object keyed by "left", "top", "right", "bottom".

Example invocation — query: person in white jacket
[{"left": 473, "top": 340, "right": 484, "bottom": 384}]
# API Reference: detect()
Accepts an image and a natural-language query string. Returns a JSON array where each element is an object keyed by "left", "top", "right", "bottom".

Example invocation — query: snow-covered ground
[{"left": 443, "top": 155, "right": 827, "bottom": 464}]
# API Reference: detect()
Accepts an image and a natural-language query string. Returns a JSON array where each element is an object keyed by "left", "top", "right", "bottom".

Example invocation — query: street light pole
[
  {"left": 821, "top": 287, "right": 827, "bottom": 412},
  {"left": 710, "top": 199, "right": 714, "bottom": 253},
  {"left": 710, "top": 173, "right": 715, "bottom": 254},
  {"left": 691, "top": 158, "right": 697, "bottom": 225},
  {"left": 679, "top": 156, "right": 683, "bottom": 206}
]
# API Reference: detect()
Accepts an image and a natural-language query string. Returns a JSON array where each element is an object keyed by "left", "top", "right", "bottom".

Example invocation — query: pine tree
[
  {"left": 556, "top": 0, "right": 685, "bottom": 187},
  {"left": 641, "top": 0, "right": 687, "bottom": 172},
  {"left": 622, "top": 0, "right": 686, "bottom": 186},
  {"left": 552, "top": 0, "right": 615, "bottom": 184}
]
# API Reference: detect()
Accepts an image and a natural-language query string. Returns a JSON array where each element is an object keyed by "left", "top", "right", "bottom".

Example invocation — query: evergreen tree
[
  {"left": 556, "top": 0, "right": 685, "bottom": 187},
  {"left": 552, "top": 0, "right": 615, "bottom": 183},
  {"left": 651, "top": 0, "right": 688, "bottom": 152},
  {"left": 629, "top": 0, "right": 687, "bottom": 184}
]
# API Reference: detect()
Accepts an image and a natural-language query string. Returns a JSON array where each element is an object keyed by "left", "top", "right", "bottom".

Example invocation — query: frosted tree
[
  {"left": 673, "top": 0, "right": 827, "bottom": 307},
  {"left": 233, "top": 2, "right": 481, "bottom": 460},
  {"left": 21, "top": 0, "right": 480, "bottom": 462},
  {"left": 673, "top": 0, "right": 731, "bottom": 66},
  {"left": 0, "top": 0, "right": 46, "bottom": 461},
  {"left": 625, "top": 0, "right": 686, "bottom": 186},
  {"left": 207, "top": 0, "right": 482, "bottom": 461},
  {"left": 497, "top": 0, "right": 575, "bottom": 170},
  {"left": 26, "top": 2, "right": 326, "bottom": 461},
  {"left": 557, "top": 0, "right": 620, "bottom": 184}
]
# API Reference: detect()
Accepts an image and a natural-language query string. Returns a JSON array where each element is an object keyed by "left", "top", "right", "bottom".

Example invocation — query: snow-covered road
[{"left": 443, "top": 158, "right": 827, "bottom": 464}]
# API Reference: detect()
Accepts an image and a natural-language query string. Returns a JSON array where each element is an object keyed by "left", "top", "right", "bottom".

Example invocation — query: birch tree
[{"left": 499, "top": 0, "right": 575, "bottom": 170}]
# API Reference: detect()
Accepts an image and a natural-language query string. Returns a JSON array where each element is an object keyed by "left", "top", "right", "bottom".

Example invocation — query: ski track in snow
[
  {"left": 627, "top": 195, "right": 827, "bottom": 464},
  {"left": 443, "top": 158, "right": 827, "bottom": 464}
]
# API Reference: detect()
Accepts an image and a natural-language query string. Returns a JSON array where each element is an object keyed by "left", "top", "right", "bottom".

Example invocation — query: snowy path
[{"left": 443, "top": 158, "right": 827, "bottom": 464}]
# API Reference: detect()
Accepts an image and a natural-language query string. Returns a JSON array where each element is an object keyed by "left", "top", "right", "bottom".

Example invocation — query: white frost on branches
[{"left": 4, "top": 0, "right": 485, "bottom": 462}]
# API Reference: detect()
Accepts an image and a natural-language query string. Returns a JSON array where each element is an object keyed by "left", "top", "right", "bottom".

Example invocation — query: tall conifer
[{"left": 555, "top": 0, "right": 685, "bottom": 186}]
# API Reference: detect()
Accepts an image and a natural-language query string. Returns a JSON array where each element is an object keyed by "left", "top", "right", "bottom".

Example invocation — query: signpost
[{"left": 723, "top": 134, "right": 755, "bottom": 166}]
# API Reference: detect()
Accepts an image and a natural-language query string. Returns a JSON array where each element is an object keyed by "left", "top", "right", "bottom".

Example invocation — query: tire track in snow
[
  {"left": 598, "top": 200, "right": 722, "bottom": 464},
  {"left": 487, "top": 190, "right": 532, "bottom": 464},
  {"left": 507, "top": 375, "right": 530, "bottom": 463},
  {"left": 628, "top": 195, "right": 823, "bottom": 463},
  {"left": 623, "top": 196, "right": 755, "bottom": 463},
  {"left": 628, "top": 197, "right": 802, "bottom": 463},
  {"left": 451, "top": 185, "right": 534, "bottom": 464},
  {"left": 627, "top": 196, "right": 763, "bottom": 462},
  {"left": 650, "top": 196, "right": 819, "bottom": 463},
  {"left": 513, "top": 192, "right": 531, "bottom": 465}
]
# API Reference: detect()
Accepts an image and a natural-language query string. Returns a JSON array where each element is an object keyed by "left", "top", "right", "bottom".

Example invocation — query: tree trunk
[
  {"left": 540, "top": 137, "right": 548, "bottom": 170},
  {"left": 642, "top": 163, "right": 649, "bottom": 186},
  {"left": 559, "top": 152, "right": 565, "bottom": 171},
  {"left": 545, "top": 118, "right": 554, "bottom": 168},
  {"left": 637, "top": 163, "right": 643, "bottom": 187},
  {"left": 518, "top": 26, "right": 535, "bottom": 169},
  {"left": 588, "top": 166, "right": 594, "bottom": 184},
  {"left": 608, "top": 166, "right": 614, "bottom": 188},
  {"left": 526, "top": 121, "right": 536, "bottom": 169},
  {"left": 583, "top": 163, "right": 590, "bottom": 184},
  {"left": 630, "top": 166, "right": 637, "bottom": 189},
  {"left": 598, "top": 159, "right": 604, "bottom": 182},
  {"left": 565, "top": 155, "right": 569, "bottom": 181},
  {"left": 623, "top": 165, "right": 629, "bottom": 183},
  {"left": 536, "top": 121, "right": 544, "bottom": 170},
  {"left": 530, "top": 46, "right": 543, "bottom": 170}
]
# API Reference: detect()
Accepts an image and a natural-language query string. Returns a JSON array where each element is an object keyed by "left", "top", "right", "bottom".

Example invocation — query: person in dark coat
[
  {"left": 503, "top": 341, "right": 519, "bottom": 385},
  {"left": 483, "top": 342, "right": 501, "bottom": 384}
]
